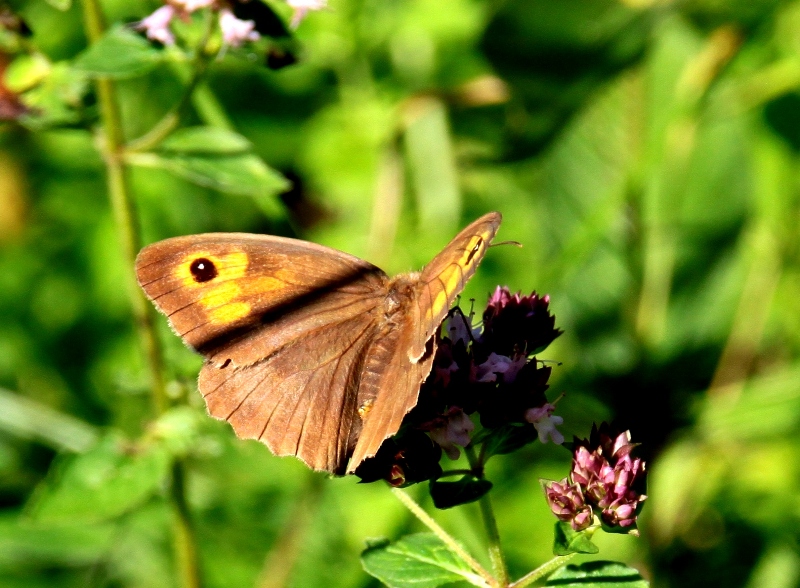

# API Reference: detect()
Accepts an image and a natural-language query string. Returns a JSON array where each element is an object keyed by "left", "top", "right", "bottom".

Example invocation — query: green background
[{"left": 2, "top": 0, "right": 800, "bottom": 586}]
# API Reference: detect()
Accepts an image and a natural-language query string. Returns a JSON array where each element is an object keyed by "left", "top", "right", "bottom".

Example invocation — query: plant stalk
[
  {"left": 127, "top": 12, "right": 221, "bottom": 152},
  {"left": 392, "top": 488, "right": 498, "bottom": 588},
  {"left": 466, "top": 445, "right": 509, "bottom": 586},
  {"left": 79, "top": 2, "right": 202, "bottom": 587},
  {"left": 508, "top": 554, "right": 575, "bottom": 588}
]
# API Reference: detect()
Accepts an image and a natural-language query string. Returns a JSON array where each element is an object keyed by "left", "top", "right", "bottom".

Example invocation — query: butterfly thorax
[{"left": 384, "top": 273, "right": 422, "bottom": 324}]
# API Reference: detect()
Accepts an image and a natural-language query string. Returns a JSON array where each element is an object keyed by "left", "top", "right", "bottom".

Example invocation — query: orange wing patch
[
  {"left": 428, "top": 233, "right": 489, "bottom": 322},
  {"left": 175, "top": 250, "right": 249, "bottom": 288},
  {"left": 173, "top": 249, "right": 262, "bottom": 326}
]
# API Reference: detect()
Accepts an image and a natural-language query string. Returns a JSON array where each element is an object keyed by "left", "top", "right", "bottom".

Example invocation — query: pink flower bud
[
  {"left": 219, "top": 9, "right": 260, "bottom": 47},
  {"left": 136, "top": 5, "right": 176, "bottom": 45},
  {"left": 544, "top": 478, "right": 593, "bottom": 532}
]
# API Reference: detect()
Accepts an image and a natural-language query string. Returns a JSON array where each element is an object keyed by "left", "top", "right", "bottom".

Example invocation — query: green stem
[
  {"left": 171, "top": 461, "right": 203, "bottom": 588},
  {"left": 508, "top": 554, "right": 575, "bottom": 588},
  {"left": 437, "top": 469, "right": 475, "bottom": 478},
  {"left": 79, "top": 2, "right": 202, "bottom": 587},
  {"left": 465, "top": 446, "right": 509, "bottom": 587},
  {"left": 79, "top": 0, "right": 167, "bottom": 416},
  {"left": 127, "top": 14, "right": 220, "bottom": 152},
  {"left": 392, "top": 489, "right": 498, "bottom": 588}
]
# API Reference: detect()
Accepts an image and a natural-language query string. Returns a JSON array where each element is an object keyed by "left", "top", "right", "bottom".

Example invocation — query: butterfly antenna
[
  {"left": 490, "top": 240, "right": 522, "bottom": 249},
  {"left": 538, "top": 359, "right": 563, "bottom": 367},
  {"left": 445, "top": 306, "right": 477, "bottom": 343}
]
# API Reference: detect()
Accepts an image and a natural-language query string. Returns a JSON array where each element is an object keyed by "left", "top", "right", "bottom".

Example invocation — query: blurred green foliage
[{"left": 2, "top": 0, "right": 800, "bottom": 586}]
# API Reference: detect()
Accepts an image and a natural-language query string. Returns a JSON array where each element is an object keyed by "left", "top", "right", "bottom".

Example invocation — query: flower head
[
  {"left": 286, "top": 0, "right": 327, "bottom": 28},
  {"left": 525, "top": 402, "right": 564, "bottom": 444},
  {"left": 479, "top": 286, "right": 562, "bottom": 357},
  {"left": 425, "top": 407, "right": 474, "bottom": 460},
  {"left": 219, "top": 9, "right": 260, "bottom": 46},
  {"left": 136, "top": 5, "right": 177, "bottom": 45},
  {"left": 544, "top": 423, "right": 646, "bottom": 534}
]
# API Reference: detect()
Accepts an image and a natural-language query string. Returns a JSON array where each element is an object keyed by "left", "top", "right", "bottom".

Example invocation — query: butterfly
[{"left": 135, "top": 212, "right": 501, "bottom": 474}]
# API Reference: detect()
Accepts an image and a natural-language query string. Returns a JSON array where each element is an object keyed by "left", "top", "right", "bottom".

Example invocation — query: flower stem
[
  {"left": 79, "top": 2, "right": 201, "bottom": 587},
  {"left": 171, "top": 461, "right": 203, "bottom": 588},
  {"left": 392, "top": 488, "right": 498, "bottom": 588},
  {"left": 79, "top": 0, "right": 167, "bottom": 416},
  {"left": 127, "top": 12, "right": 220, "bottom": 152},
  {"left": 508, "top": 554, "right": 575, "bottom": 588},
  {"left": 465, "top": 445, "right": 509, "bottom": 587}
]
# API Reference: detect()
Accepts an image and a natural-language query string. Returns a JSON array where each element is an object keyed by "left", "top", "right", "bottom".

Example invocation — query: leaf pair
[{"left": 361, "top": 532, "right": 648, "bottom": 588}]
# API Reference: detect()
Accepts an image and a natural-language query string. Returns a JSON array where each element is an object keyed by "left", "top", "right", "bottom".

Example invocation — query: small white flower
[
  {"left": 286, "top": 0, "right": 327, "bottom": 28},
  {"left": 475, "top": 352, "right": 526, "bottom": 383},
  {"left": 429, "top": 408, "right": 474, "bottom": 460},
  {"left": 525, "top": 403, "right": 564, "bottom": 444},
  {"left": 444, "top": 311, "right": 472, "bottom": 345},
  {"left": 219, "top": 9, "right": 260, "bottom": 47},
  {"left": 136, "top": 5, "right": 176, "bottom": 45}
]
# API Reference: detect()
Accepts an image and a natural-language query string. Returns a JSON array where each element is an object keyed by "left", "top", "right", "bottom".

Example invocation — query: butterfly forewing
[
  {"left": 409, "top": 212, "right": 501, "bottom": 360},
  {"left": 136, "top": 233, "right": 389, "bottom": 364},
  {"left": 136, "top": 234, "right": 389, "bottom": 473}
]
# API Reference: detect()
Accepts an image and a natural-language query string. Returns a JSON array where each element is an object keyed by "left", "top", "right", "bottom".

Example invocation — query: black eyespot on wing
[
  {"left": 190, "top": 258, "right": 218, "bottom": 283},
  {"left": 466, "top": 238, "right": 484, "bottom": 263}
]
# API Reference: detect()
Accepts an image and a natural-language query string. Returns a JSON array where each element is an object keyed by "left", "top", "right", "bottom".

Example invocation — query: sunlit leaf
[
  {"left": 544, "top": 561, "right": 648, "bottom": 587},
  {"left": 73, "top": 25, "right": 162, "bottom": 79},
  {"left": 159, "top": 127, "right": 253, "bottom": 155},
  {"left": 553, "top": 521, "right": 599, "bottom": 556},
  {"left": 4, "top": 53, "right": 51, "bottom": 93},
  {"left": 361, "top": 533, "right": 490, "bottom": 588},
  {"left": 128, "top": 151, "right": 289, "bottom": 199},
  {"left": 18, "top": 62, "right": 88, "bottom": 128},
  {"left": 45, "top": 0, "right": 72, "bottom": 10}
]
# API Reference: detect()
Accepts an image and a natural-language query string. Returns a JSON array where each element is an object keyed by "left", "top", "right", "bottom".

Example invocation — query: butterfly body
[{"left": 136, "top": 212, "right": 501, "bottom": 474}]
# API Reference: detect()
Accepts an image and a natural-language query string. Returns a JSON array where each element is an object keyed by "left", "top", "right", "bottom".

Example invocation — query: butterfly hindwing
[
  {"left": 347, "top": 212, "right": 502, "bottom": 470},
  {"left": 199, "top": 307, "right": 380, "bottom": 474}
]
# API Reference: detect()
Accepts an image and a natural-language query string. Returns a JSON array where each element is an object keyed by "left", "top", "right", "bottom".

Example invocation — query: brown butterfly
[{"left": 136, "top": 212, "right": 501, "bottom": 474}]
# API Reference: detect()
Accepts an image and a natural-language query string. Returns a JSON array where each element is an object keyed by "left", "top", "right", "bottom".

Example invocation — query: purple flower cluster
[
  {"left": 356, "top": 287, "right": 563, "bottom": 485},
  {"left": 544, "top": 423, "right": 647, "bottom": 534}
]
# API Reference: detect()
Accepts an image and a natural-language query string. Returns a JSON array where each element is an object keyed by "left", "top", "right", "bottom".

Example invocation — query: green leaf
[
  {"left": 480, "top": 424, "right": 539, "bottom": 458},
  {"left": 0, "top": 513, "right": 114, "bottom": 568},
  {"left": 159, "top": 127, "right": 254, "bottom": 155},
  {"left": 128, "top": 151, "right": 290, "bottom": 198},
  {"left": 73, "top": 25, "right": 162, "bottom": 79},
  {"left": 544, "top": 561, "right": 648, "bottom": 587},
  {"left": 553, "top": 522, "right": 599, "bottom": 556},
  {"left": 45, "top": 0, "right": 72, "bottom": 9},
  {"left": 361, "top": 533, "right": 490, "bottom": 588},
  {"left": 429, "top": 475, "right": 492, "bottom": 509},
  {"left": 18, "top": 62, "right": 88, "bottom": 129},
  {"left": 26, "top": 432, "right": 170, "bottom": 524},
  {"left": 150, "top": 406, "right": 203, "bottom": 457},
  {"left": 4, "top": 54, "right": 51, "bottom": 93}
]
